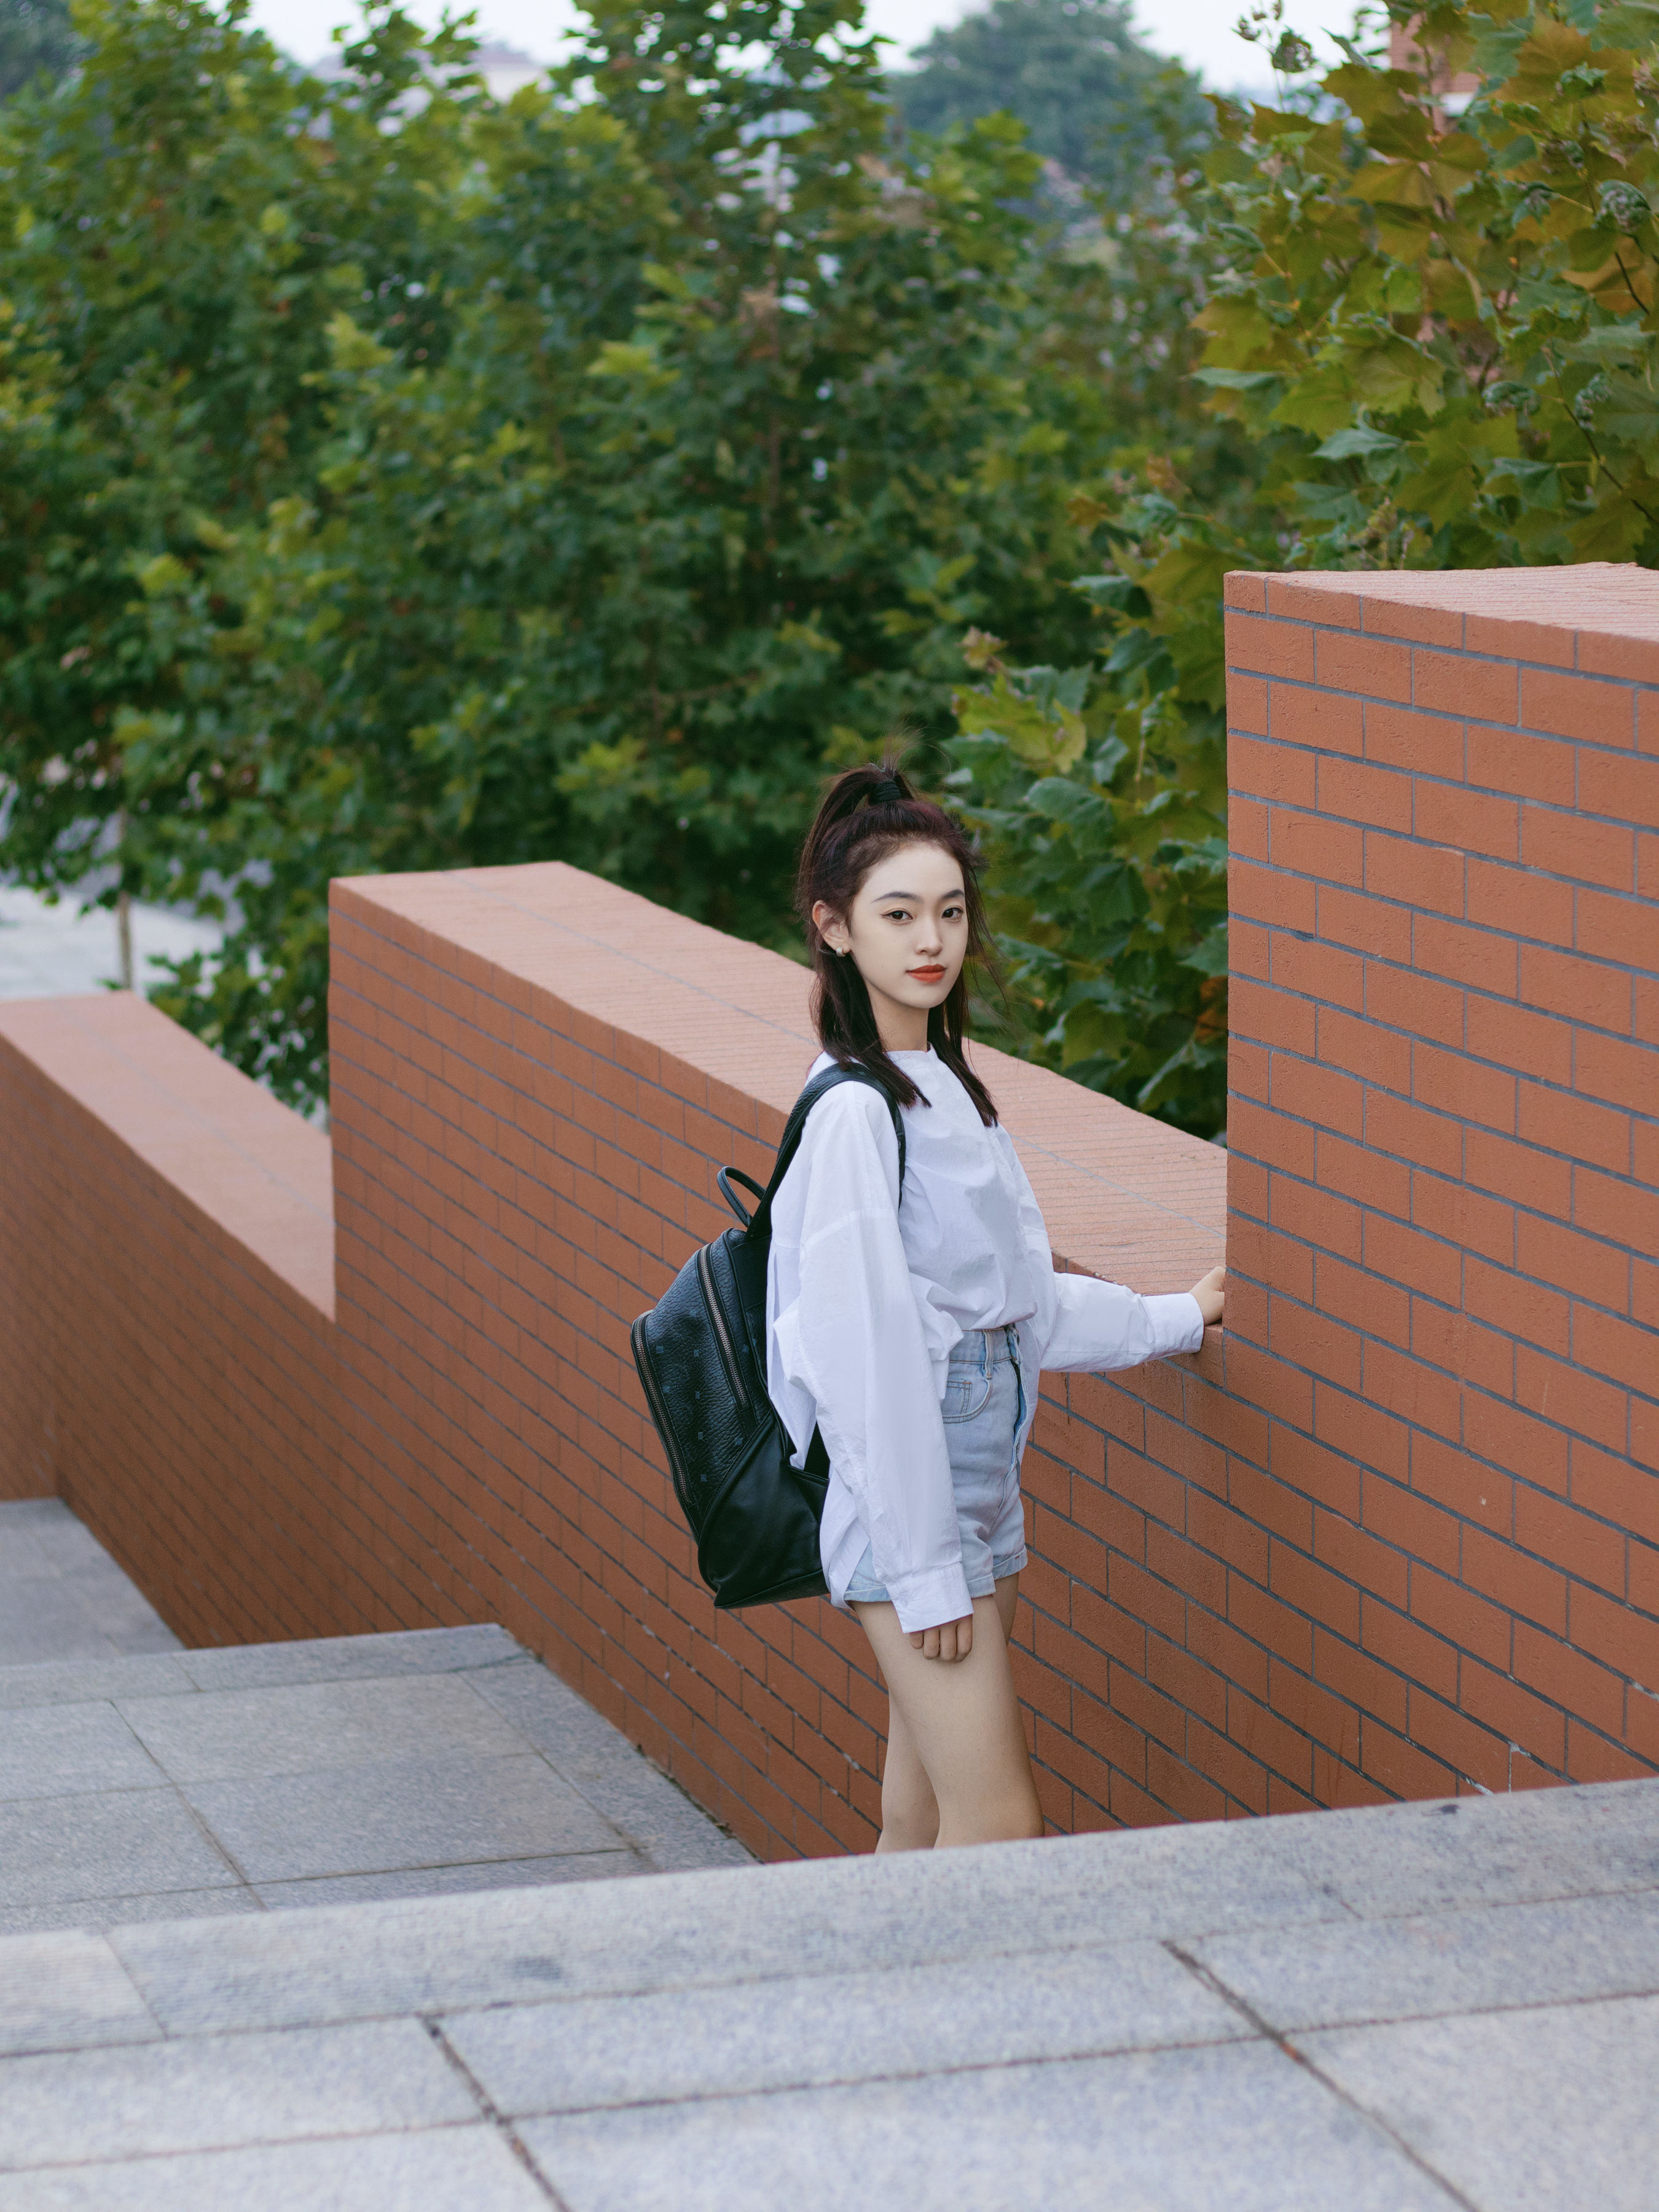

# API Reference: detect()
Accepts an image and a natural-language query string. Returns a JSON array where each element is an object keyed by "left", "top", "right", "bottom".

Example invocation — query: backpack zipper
[
  {"left": 696, "top": 1245, "right": 750, "bottom": 1411},
  {"left": 632, "top": 1314, "right": 694, "bottom": 1504}
]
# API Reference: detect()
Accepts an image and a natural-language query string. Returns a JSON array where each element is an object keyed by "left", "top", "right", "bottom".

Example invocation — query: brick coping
[
  {"left": 1226, "top": 562, "right": 1659, "bottom": 683},
  {"left": 0, "top": 992, "right": 334, "bottom": 1316},
  {"left": 336, "top": 863, "right": 1226, "bottom": 1298}
]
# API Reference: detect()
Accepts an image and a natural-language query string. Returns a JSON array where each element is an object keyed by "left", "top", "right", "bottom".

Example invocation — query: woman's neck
[{"left": 869, "top": 990, "right": 930, "bottom": 1054}]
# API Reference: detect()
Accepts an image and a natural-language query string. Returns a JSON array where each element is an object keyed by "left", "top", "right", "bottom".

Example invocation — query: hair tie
[{"left": 869, "top": 777, "right": 904, "bottom": 806}]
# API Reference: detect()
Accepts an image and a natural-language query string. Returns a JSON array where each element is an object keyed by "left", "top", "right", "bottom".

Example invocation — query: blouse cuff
[
  {"left": 884, "top": 1563, "right": 976, "bottom": 1637},
  {"left": 1145, "top": 1292, "right": 1206, "bottom": 1357}
]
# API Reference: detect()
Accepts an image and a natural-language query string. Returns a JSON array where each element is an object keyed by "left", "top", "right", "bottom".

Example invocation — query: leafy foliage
[
  {"left": 22, "top": 0, "right": 1643, "bottom": 1143},
  {"left": 890, "top": 0, "right": 1208, "bottom": 206},
  {"left": 949, "top": 0, "right": 1659, "bottom": 1140},
  {"left": 0, "top": 0, "right": 80, "bottom": 102},
  {"left": 0, "top": 0, "right": 1128, "bottom": 1105},
  {"left": 1196, "top": 0, "right": 1659, "bottom": 568},
  {"left": 944, "top": 618, "right": 1228, "bottom": 1133},
  {"left": 0, "top": 1, "right": 487, "bottom": 1083}
]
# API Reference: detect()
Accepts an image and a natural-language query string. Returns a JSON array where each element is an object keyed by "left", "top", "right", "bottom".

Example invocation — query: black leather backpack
[{"left": 630, "top": 1065, "right": 906, "bottom": 1609}]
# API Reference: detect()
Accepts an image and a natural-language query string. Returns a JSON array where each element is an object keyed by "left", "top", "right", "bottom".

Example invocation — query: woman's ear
[{"left": 812, "top": 899, "right": 849, "bottom": 956}]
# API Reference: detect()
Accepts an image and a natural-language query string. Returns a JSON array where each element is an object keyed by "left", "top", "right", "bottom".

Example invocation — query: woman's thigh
[
  {"left": 992, "top": 1570, "right": 1019, "bottom": 1643},
  {"left": 854, "top": 1583, "right": 1039, "bottom": 1846}
]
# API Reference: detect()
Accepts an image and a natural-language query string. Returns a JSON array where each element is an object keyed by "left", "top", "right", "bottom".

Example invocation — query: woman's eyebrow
[{"left": 870, "top": 887, "right": 965, "bottom": 902}]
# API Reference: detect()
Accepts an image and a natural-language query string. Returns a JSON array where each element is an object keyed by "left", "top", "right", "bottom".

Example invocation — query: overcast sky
[{"left": 240, "top": 0, "right": 1316, "bottom": 92}]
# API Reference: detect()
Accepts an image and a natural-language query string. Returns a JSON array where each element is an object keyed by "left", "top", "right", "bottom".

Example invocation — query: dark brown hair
[{"left": 794, "top": 759, "right": 998, "bottom": 1127}]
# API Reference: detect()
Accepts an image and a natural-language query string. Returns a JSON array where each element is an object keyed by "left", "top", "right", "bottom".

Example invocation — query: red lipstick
[{"left": 908, "top": 966, "right": 947, "bottom": 983}]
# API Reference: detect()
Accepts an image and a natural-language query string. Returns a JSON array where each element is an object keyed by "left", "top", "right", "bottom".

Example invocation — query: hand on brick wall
[{"left": 1190, "top": 1266, "right": 1225, "bottom": 1328}]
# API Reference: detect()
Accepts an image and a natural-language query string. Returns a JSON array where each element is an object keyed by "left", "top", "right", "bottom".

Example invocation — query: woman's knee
[
  {"left": 878, "top": 1807, "right": 941, "bottom": 1852},
  {"left": 937, "top": 1783, "right": 1043, "bottom": 1848},
  {"left": 880, "top": 1767, "right": 939, "bottom": 1849},
  {"left": 1000, "top": 1794, "right": 1046, "bottom": 1841}
]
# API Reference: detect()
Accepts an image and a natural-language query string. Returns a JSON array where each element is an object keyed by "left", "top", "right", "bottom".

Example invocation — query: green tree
[
  {"left": 1194, "top": 0, "right": 1659, "bottom": 567},
  {"left": 944, "top": 0, "right": 1659, "bottom": 1141},
  {"left": 0, "top": 0, "right": 485, "bottom": 1021},
  {"left": 0, "top": 0, "right": 80, "bottom": 102},
  {"left": 3, "top": 0, "right": 1128, "bottom": 1104},
  {"left": 890, "top": 0, "right": 1207, "bottom": 206}
]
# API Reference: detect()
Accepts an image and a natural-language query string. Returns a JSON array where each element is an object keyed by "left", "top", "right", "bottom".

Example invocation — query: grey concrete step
[
  {"left": 0, "top": 1497, "right": 181, "bottom": 1667},
  {"left": 2, "top": 1775, "right": 1656, "bottom": 2209},
  {"left": 0, "top": 1622, "right": 748, "bottom": 1939}
]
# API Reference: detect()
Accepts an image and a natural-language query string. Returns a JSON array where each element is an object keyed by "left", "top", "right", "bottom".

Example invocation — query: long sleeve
[
  {"left": 1040, "top": 1273, "right": 1205, "bottom": 1371},
  {"left": 767, "top": 1084, "right": 973, "bottom": 1634},
  {"left": 999, "top": 1130, "right": 1206, "bottom": 1373}
]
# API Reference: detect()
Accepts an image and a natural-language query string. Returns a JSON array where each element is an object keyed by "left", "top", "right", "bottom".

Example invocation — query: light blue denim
[{"left": 842, "top": 1324, "right": 1029, "bottom": 1606}]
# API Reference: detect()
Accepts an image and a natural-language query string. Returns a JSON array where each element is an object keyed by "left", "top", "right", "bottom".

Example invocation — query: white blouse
[{"left": 765, "top": 1048, "right": 1205, "bottom": 1634}]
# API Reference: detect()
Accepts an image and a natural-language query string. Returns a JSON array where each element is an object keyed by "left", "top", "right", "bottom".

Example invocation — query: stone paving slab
[
  {"left": 102, "top": 1773, "right": 1659, "bottom": 2042},
  {"left": 117, "top": 1674, "right": 531, "bottom": 1783},
  {"left": 441, "top": 1939, "right": 1250, "bottom": 2116},
  {"left": 0, "top": 1703, "right": 165, "bottom": 1802},
  {"left": 468, "top": 1657, "right": 748, "bottom": 1875},
  {"left": 0, "top": 1888, "right": 265, "bottom": 1942},
  {"left": 108, "top": 1821, "right": 1351, "bottom": 2036},
  {"left": 0, "top": 1789, "right": 241, "bottom": 1913},
  {"left": 1303, "top": 1991, "right": 1659, "bottom": 2212},
  {"left": 6, "top": 1496, "right": 1656, "bottom": 2208},
  {"left": 188, "top": 1752, "right": 626, "bottom": 1884},
  {"left": 254, "top": 1851, "right": 645, "bottom": 1913},
  {"left": 1, "top": 1775, "right": 1656, "bottom": 2208},
  {"left": 0, "top": 1625, "right": 523, "bottom": 1711},
  {"left": 1271, "top": 1778, "right": 1659, "bottom": 1920},
  {"left": 0, "top": 1655, "right": 198, "bottom": 1713},
  {"left": 176, "top": 1625, "right": 522, "bottom": 1695},
  {"left": 1191, "top": 1883, "right": 1659, "bottom": 2030},
  {"left": 0, "top": 1616, "right": 745, "bottom": 1935},
  {"left": 0, "top": 2018, "right": 474, "bottom": 2171},
  {"left": 517, "top": 2041, "right": 1457, "bottom": 2212},
  {"left": 0, "top": 2125, "right": 546, "bottom": 2212},
  {"left": 0, "top": 1500, "right": 181, "bottom": 1668},
  {"left": 0, "top": 1931, "right": 161, "bottom": 2058}
]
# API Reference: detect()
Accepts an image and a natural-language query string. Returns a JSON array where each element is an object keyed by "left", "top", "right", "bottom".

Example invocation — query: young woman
[{"left": 765, "top": 761, "right": 1225, "bottom": 1853}]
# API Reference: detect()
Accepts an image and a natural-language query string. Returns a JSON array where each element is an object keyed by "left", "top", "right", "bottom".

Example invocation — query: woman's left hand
[{"left": 1190, "top": 1265, "right": 1225, "bottom": 1328}]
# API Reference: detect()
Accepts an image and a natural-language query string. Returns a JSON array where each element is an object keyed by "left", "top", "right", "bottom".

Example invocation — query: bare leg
[
  {"left": 856, "top": 1574, "right": 1040, "bottom": 1851},
  {"left": 874, "top": 1695, "right": 938, "bottom": 1852}
]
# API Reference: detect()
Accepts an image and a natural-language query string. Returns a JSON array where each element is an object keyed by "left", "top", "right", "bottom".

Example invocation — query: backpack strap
[{"left": 740, "top": 1066, "right": 906, "bottom": 1242}]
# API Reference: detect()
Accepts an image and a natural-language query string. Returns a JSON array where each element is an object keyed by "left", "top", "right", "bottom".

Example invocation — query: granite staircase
[{"left": 2, "top": 1498, "right": 1657, "bottom": 2210}]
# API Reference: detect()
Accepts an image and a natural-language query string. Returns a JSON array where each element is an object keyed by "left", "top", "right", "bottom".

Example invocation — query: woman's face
[{"left": 813, "top": 840, "right": 970, "bottom": 1046}]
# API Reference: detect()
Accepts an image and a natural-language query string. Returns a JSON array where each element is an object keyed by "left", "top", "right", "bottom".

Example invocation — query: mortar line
[
  {"left": 1163, "top": 1939, "right": 1481, "bottom": 2211},
  {"left": 425, "top": 2015, "right": 571, "bottom": 2208}
]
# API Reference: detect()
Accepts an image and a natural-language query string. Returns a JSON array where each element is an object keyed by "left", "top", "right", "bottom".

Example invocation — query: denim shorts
[{"left": 843, "top": 1325, "right": 1029, "bottom": 1606}]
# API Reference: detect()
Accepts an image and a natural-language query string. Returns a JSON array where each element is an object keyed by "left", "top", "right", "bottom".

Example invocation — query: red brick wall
[
  {"left": 0, "top": 995, "right": 348, "bottom": 1647},
  {"left": 1217, "top": 566, "right": 1659, "bottom": 1797},
  {"left": 323, "top": 866, "right": 1223, "bottom": 1852},
  {"left": 1, "top": 562, "right": 1653, "bottom": 1855}
]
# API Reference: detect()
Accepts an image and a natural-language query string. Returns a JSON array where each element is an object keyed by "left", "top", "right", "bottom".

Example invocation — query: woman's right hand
[
  {"left": 1190, "top": 1265, "right": 1225, "bottom": 1328},
  {"left": 910, "top": 1614, "right": 974, "bottom": 1662}
]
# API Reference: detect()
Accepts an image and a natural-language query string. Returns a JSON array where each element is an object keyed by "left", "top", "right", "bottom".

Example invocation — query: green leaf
[
  {"left": 1315, "top": 425, "right": 1404, "bottom": 460},
  {"left": 1071, "top": 574, "right": 1152, "bottom": 618},
  {"left": 1486, "top": 455, "right": 1567, "bottom": 509},
  {"left": 1191, "top": 367, "right": 1284, "bottom": 391}
]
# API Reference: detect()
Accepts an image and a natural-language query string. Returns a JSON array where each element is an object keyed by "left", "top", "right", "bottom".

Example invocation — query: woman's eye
[{"left": 882, "top": 909, "right": 911, "bottom": 922}]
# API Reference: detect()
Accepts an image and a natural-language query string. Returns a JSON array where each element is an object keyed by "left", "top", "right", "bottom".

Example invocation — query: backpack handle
[
  {"left": 736, "top": 1067, "right": 908, "bottom": 1245},
  {"left": 718, "top": 1167, "right": 767, "bottom": 1227}
]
